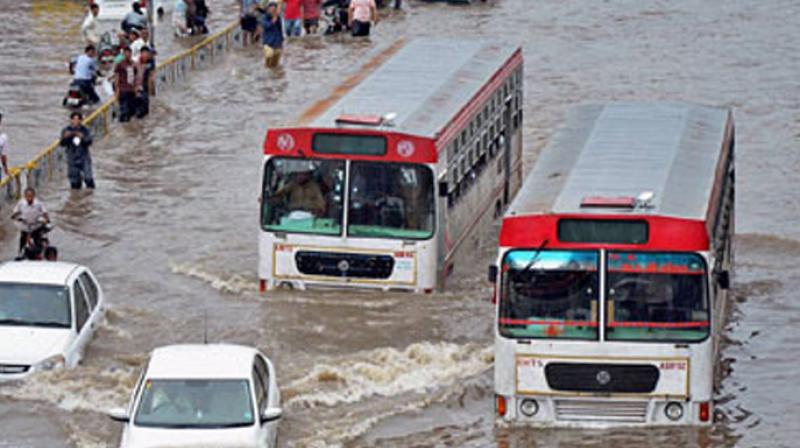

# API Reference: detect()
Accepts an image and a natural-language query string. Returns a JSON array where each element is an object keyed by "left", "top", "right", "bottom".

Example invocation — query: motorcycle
[{"left": 14, "top": 219, "right": 54, "bottom": 261}]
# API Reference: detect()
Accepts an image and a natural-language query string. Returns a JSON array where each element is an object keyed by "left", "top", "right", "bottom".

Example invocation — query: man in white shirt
[
  {"left": 81, "top": 3, "right": 101, "bottom": 46},
  {"left": 129, "top": 28, "right": 146, "bottom": 63},
  {"left": 0, "top": 112, "right": 9, "bottom": 180},
  {"left": 11, "top": 188, "right": 50, "bottom": 253}
]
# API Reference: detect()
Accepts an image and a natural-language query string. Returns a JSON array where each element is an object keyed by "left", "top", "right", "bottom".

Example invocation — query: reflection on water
[{"left": 1, "top": 0, "right": 800, "bottom": 447}]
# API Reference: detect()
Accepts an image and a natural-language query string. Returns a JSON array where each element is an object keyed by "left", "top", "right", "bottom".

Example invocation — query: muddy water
[{"left": 1, "top": 0, "right": 799, "bottom": 447}]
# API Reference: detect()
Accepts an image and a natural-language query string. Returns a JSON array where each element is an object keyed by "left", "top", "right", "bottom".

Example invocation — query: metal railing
[{"left": 1, "top": 20, "right": 243, "bottom": 208}]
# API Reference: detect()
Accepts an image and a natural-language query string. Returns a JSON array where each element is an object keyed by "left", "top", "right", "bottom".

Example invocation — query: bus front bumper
[{"left": 495, "top": 395, "right": 712, "bottom": 427}]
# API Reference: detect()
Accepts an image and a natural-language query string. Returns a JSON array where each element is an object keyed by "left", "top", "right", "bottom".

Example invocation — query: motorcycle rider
[
  {"left": 72, "top": 45, "right": 101, "bottom": 105},
  {"left": 10, "top": 187, "right": 50, "bottom": 254},
  {"left": 122, "top": 1, "right": 148, "bottom": 33}
]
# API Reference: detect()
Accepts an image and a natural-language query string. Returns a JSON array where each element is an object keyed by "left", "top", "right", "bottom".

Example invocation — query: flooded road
[{"left": 1, "top": 0, "right": 799, "bottom": 447}]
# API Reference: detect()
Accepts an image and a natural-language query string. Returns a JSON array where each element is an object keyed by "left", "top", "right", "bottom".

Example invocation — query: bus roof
[
  {"left": 507, "top": 102, "right": 733, "bottom": 221},
  {"left": 304, "top": 39, "right": 521, "bottom": 140}
]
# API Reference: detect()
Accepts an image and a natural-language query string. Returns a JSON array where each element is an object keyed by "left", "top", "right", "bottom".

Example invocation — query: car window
[
  {"left": 252, "top": 366, "right": 266, "bottom": 412},
  {"left": 255, "top": 355, "right": 270, "bottom": 398},
  {"left": 73, "top": 281, "right": 90, "bottom": 331},
  {"left": 78, "top": 272, "right": 99, "bottom": 310}
]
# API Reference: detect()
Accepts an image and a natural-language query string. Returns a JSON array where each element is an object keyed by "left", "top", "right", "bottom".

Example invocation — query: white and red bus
[
  {"left": 259, "top": 39, "right": 523, "bottom": 293},
  {"left": 492, "top": 103, "right": 735, "bottom": 426}
]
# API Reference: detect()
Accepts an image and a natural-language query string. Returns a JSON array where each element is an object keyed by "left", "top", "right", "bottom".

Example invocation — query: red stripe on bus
[
  {"left": 607, "top": 321, "right": 710, "bottom": 328},
  {"left": 498, "top": 318, "right": 598, "bottom": 327}
]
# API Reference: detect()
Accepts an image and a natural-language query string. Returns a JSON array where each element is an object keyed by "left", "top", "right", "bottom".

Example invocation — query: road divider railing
[{"left": 1, "top": 20, "right": 244, "bottom": 209}]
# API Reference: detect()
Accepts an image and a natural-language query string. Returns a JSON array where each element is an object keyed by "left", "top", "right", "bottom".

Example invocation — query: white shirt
[
  {"left": 13, "top": 199, "right": 48, "bottom": 226},
  {"left": 131, "top": 38, "right": 145, "bottom": 63},
  {"left": 0, "top": 133, "right": 8, "bottom": 157},
  {"left": 81, "top": 12, "right": 99, "bottom": 45}
]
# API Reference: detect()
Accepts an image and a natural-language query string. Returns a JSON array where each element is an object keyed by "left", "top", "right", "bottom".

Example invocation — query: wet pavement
[{"left": 1, "top": 0, "right": 799, "bottom": 446}]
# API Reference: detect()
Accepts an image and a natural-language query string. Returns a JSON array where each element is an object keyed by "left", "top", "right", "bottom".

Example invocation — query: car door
[
  {"left": 78, "top": 271, "right": 103, "bottom": 333},
  {"left": 69, "top": 276, "right": 93, "bottom": 366}
]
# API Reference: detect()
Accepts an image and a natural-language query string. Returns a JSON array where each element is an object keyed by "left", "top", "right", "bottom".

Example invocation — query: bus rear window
[
  {"left": 558, "top": 219, "right": 648, "bottom": 245},
  {"left": 313, "top": 134, "right": 387, "bottom": 156}
]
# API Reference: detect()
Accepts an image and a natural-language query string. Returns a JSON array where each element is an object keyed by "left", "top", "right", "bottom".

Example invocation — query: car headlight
[{"left": 35, "top": 355, "right": 66, "bottom": 372}]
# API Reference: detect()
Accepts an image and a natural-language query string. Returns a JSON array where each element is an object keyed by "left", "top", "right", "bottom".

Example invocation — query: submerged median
[{"left": 0, "top": 20, "right": 245, "bottom": 207}]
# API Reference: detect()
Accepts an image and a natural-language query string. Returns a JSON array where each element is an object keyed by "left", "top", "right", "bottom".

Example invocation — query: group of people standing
[
  {"left": 242, "top": 0, "right": 383, "bottom": 69},
  {"left": 172, "top": 0, "right": 211, "bottom": 37},
  {"left": 77, "top": 2, "right": 157, "bottom": 122}
]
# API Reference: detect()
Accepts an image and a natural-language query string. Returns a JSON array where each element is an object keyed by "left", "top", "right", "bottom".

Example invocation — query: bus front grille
[
  {"left": 295, "top": 251, "right": 395, "bottom": 279},
  {"left": 545, "top": 363, "right": 659, "bottom": 393},
  {"left": 554, "top": 399, "right": 648, "bottom": 423}
]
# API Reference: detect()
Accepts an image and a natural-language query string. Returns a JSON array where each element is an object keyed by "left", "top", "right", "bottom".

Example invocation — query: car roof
[
  {"left": 146, "top": 344, "right": 261, "bottom": 380},
  {"left": 0, "top": 261, "right": 84, "bottom": 286}
]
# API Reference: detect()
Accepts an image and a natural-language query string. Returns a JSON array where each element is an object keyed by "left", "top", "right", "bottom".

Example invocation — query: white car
[
  {"left": 110, "top": 344, "right": 282, "bottom": 448},
  {"left": 0, "top": 261, "right": 105, "bottom": 380}
]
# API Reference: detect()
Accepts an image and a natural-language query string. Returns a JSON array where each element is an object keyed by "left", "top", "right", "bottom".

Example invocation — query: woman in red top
[
  {"left": 302, "top": 0, "right": 321, "bottom": 34},
  {"left": 284, "top": 0, "right": 303, "bottom": 36}
]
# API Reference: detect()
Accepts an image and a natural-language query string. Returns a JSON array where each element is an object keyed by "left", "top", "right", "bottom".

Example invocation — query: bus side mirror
[
  {"left": 715, "top": 270, "right": 731, "bottom": 290},
  {"left": 488, "top": 265, "right": 498, "bottom": 283},
  {"left": 438, "top": 181, "right": 448, "bottom": 197}
]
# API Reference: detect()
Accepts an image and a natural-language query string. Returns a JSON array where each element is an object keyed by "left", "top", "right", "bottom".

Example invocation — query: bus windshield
[
  {"left": 499, "top": 250, "right": 599, "bottom": 340},
  {"left": 348, "top": 162, "right": 435, "bottom": 239},
  {"left": 606, "top": 252, "right": 709, "bottom": 342},
  {"left": 262, "top": 158, "right": 346, "bottom": 235}
]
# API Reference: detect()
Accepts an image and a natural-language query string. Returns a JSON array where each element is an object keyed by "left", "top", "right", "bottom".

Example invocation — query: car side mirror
[
  {"left": 108, "top": 407, "right": 130, "bottom": 423},
  {"left": 438, "top": 181, "right": 448, "bottom": 197},
  {"left": 487, "top": 264, "right": 498, "bottom": 283},
  {"left": 715, "top": 270, "right": 731, "bottom": 290},
  {"left": 261, "top": 407, "right": 283, "bottom": 423}
]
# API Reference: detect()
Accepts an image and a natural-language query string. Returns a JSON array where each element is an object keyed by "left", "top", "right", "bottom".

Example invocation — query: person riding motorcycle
[
  {"left": 70, "top": 45, "right": 101, "bottom": 106},
  {"left": 10, "top": 187, "right": 51, "bottom": 256},
  {"left": 122, "top": 1, "right": 148, "bottom": 33}
]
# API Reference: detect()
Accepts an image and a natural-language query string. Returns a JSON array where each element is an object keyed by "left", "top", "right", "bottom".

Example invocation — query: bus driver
[{"left": 270, "top": 161, "right": 326, "bottom": 218}]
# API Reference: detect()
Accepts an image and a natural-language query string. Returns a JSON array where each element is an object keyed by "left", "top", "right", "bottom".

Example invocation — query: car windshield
[
  {"left": 262, "top": 158, "right": 346, "bottom": 235},
  {"left": 499, "top": 251, "right": 599, "bottom": 340},
  {"left": 348, "top": 162, "right": 435, "bottom": 239},
  {"left": 0, "top": 283, "right": 71, "bottom": 328},
  {"left": 606, "top": 252, "right": 709, "bottom": 342},
  {"left": 134, "top": 379, "right": 254, "bottom": 429}
]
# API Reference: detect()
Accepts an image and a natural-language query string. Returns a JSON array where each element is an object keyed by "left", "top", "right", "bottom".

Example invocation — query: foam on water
[
  {"left": 286, "top": 341, "right": 493, "bottom": 408},
  {"left": 0, "top": 366, "right": 136, "bottom": 413}
]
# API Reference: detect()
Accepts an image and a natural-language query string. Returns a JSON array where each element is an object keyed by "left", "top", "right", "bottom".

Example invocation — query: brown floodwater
[{"left": 1, "top": 0, "right": 799, "bottom": 447}]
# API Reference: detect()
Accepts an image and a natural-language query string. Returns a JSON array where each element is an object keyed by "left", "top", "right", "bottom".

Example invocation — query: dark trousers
[
  {"left": 119, "top": 91, "right": 137, "bottom": 122},
  {"left": 67, "top": 153, "right": 95, "bottom": 189},
  {"left": 76, "top": 79, "right": 100, "bottom": 104},
  {"left": 136, "top": 92, "right": 149, "bottom": 118},
  {"left": 351, "top": 20, "right": 371, "bottom": 36}
]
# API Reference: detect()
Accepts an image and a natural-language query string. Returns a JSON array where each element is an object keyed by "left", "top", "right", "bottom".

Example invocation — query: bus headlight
[
  {"left": 519, "top": 398, "right": 539, "bottom": 417},
  {"left": 664, "top": 402, "right": 684, "bottom": 421}
]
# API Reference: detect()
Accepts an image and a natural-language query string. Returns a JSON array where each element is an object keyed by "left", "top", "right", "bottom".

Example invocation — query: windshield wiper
[
  {"left": 0, "top": 318, "right": 34, "bottom": 326},
  {"left": 27, "top": 321, "right": 70, "bottom": 328},
  {"left": 511, "top": 239, "right": 549, "bottom": 283}
]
